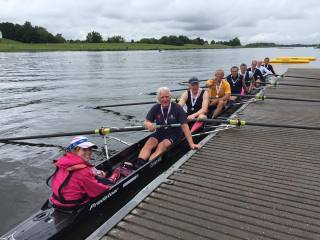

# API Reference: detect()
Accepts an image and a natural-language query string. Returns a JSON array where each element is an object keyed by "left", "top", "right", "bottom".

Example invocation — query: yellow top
[{"left": 207, "top": 79, "right": 231, "bottom": 98}]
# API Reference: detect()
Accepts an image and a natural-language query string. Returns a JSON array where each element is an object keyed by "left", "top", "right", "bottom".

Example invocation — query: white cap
[{"left": 66, "top": 136, "right": 97, "bottom": 152}]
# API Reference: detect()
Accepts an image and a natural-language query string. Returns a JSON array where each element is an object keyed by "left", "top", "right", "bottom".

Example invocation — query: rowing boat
[
  {"left": 1, "top": 89, "right": 261, "bottom": 240},
  {"left": 269, "top": 59, "right": 310, "bottom": 64}
]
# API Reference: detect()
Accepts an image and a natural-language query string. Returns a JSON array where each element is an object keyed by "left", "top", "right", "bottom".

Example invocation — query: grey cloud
[{"left": 0, "top": 0, "right": 320, "bottom": 44}]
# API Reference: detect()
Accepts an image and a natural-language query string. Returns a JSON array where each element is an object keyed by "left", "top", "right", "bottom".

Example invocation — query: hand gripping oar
[
  {"left": 0, "top": 124, "right": 182, "bottom": 142},
  {"left": 190, "top": 118, "right": 320, "bottom": 131}
]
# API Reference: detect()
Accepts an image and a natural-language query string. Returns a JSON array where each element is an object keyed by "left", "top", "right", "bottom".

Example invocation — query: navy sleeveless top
[{"left": 186, "top": 89, "right": 205, "bottom": 115}]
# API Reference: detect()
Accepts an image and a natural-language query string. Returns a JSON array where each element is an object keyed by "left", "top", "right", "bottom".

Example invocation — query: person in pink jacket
[{"left": 50, "top": 136, "right": 111, "bottom": 209}]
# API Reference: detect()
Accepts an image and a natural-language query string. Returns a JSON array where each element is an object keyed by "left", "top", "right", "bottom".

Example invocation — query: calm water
[{"left": 0, "top": 47, "right": 320, "bottom": 234}]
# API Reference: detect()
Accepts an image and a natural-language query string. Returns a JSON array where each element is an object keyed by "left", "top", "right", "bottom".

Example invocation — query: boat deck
[{"left": 98, "top": 68, "right": 320, "bottom": 240}]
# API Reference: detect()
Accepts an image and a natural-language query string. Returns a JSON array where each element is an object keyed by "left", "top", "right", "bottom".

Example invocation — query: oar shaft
[
  {"left": 95, "top": 98, "right": 179, "bottom": 108},
  {"left": 284, "top": 75, "right": 320, "bottom": 80},
  {"left": 0, "top": 130, "right": 96, "bottom": 141},
  {"left": 244, "top": 121, "right": 320, "bottom": 130},
  {"left": 191, "top": 118, "right": 320, "bottom": 131},
  {"left": 95, "top": 101, "right": 156, "bottom": 109},
  {"left": 181, "top": 79, "right": 207, "bottom": 84},
  {"left": 148, "top": 88, "right": 185, "bottom": 95},
  {"left": 230, "top": 94, "right": 320, "bottom": 103},
  {"left": 0, "top": 124, "right": 182, "bottom": 142},
  {"left": 267, "top": 96, "right": 320, "bottom": 102},
  {"left": 275, "top": 83, "right": 320, "bottom": 88}
]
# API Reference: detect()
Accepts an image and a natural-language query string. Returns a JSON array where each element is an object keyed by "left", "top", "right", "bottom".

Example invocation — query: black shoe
[{"left": 132, "top": 158, "right": 147, "bottom": 170}]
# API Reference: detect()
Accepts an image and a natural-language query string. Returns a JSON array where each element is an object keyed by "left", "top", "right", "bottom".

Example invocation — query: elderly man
[
  {"left": 263, "top": 57, "right": 276, "bottom": 74},
  {"left": 137, "top": 87, "right": 200, "bottom": 163},
  {"left": 257, "top": 60, "right": 272, "bottom": 76},
  {"left": 178, "top": 77, "right": 209, "bottom": 132},
  {"left": 226, "top": 66, "right": 246, "bottom": 100},
  {"left": 207, "top": 69, "right": 231, "bottom": 118},
  {"left": 240, "top": 63, "right": 254, "bottom": 94},
  {"left": 247, "top": 60, "right": 265, "bottom": 86}
]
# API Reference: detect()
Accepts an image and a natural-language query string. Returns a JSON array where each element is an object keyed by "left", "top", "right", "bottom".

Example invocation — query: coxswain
[{"left": 50, "top": 136, "right": 111, "bottom": 209}]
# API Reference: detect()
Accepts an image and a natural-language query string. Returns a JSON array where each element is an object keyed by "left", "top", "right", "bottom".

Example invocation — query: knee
[{"left": 218, "top": 100, "right": 224, "bottom": 105}]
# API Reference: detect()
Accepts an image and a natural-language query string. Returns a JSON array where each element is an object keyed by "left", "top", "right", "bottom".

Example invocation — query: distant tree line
[
  {"left": 0, "top": 21, "right": 242, "bottom": 46},
  {"left": 245, "top": 42, "right": 276, "bottom": 47},
  {"left": 85, "top": 31, "right": 125, "bottom": 43},
  {"left": 85, "top": 32, "right": 242, "bottom": 46},
  {"left": 139, "top": 35, "right": 207, "bottom": 45},
  {"left": 214, "top": 37, "right": 241, "bottom": 46},
  {"left": 0, "top": 21, "right": 66, "bottom": 43}
]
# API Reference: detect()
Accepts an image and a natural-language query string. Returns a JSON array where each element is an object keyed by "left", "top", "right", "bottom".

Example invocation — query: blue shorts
[{"left": 150, "top": 132, "right": 181, "bottom": 144}]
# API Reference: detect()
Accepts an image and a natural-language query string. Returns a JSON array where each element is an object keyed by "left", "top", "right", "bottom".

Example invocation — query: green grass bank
[{"left": 0, "top": 39, "right": 229, "bottom": 52}]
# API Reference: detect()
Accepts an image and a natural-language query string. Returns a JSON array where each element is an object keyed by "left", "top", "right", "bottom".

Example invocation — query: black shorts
[
  {"left": 150, "top": 132, "right": 181, "bottom": 144},
  {"left": 208, "top": 104, "right": 225, "bottom": 118}
]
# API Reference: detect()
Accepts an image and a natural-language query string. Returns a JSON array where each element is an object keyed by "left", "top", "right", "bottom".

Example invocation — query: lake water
[{"left": 0, "top": 47, "right": 320, "bottom": 235}]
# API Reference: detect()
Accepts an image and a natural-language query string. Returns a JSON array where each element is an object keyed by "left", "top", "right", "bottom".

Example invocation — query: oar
[
  {"left": 95, "top": 98, "right": 179, "bottom": 109},
  {"left": 181, "top": 79, "right": 208, "bottom": 84},
  {"left": 284, "top": 75, "right": 320, "bottom": 80},
  {"left": 191, "top": 118, "right": 320, "bottom": 131},
  {"left": 0, "top": 124, "right": 181, "bottom": 142},
  {"left": 230, "top": 94, "right": 320, "bottom": 103},
  {"left": 146, "top": 86, "right": 207, "bottom": 95},
  {"left": 95, "top": 101, "right": 156, "bottom": 109},
  {"left": 270, "top": 82, "right": 320, "bottom": 88},
  {"left": 153, "top": 82, "right": 320, "bottom": 95}
]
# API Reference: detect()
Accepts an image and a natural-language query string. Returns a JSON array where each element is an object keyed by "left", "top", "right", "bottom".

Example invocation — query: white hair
[{"left": 156, "top": 87, "right": 171, "bottom": 101}]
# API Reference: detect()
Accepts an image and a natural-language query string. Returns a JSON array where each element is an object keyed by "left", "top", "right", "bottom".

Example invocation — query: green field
[{"left": 0, "top": 38, "right": 230, "bottom": 52}]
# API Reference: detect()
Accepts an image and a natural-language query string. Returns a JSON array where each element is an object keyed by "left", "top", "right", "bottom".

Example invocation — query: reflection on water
[{"left": 0, "top": 48, "right": 320, "bottom": 234}]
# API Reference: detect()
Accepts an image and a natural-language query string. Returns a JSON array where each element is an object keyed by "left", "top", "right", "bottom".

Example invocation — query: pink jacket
[{"left": 50, "top": 152, "right": 110, "bottom": 208}]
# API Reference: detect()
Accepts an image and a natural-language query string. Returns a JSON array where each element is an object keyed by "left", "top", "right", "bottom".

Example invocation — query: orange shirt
[{"left": 207, "top": 79, "right": 231, "bottom": 98}]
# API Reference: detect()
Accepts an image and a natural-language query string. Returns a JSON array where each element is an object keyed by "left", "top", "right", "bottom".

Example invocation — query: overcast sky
[{"left": 1, "top": 0, "right": 320, "bottom": 44}]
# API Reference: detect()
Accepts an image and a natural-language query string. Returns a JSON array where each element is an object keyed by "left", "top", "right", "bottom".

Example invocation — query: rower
[
  {"left": 226, "top": 66, "right": 246, "bottom": 100},
  {"left": 178, "top": 77, "right": 209, "bottom": 132},
  {"left": 207, "top": 69, "right": 231, "bottom": 118},
  {"left": 247, "top": 60, "right": 265, "bottom": 86},
  {"left": 240, "top": 63, "right": 254, "bottom": 94},
  {"left": 263, "top": 57, "right": 276, "bottom": 74},
  {"left": 136, "top": 87, "right": 200, "bottom": 163},
  {"left": 50, "top": 136, "right": 111, "bottom": 209},
  {"left": 257, "top": 60, "right": 272, "bottom": 77}
]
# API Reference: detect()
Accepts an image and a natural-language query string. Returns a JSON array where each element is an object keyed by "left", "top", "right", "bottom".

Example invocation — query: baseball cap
[
  {"left": 66, "top": 136, "right": 97, "bottom": 152},
  {"left": 188, "top": 77, "right": 199, "bottom": 85}
]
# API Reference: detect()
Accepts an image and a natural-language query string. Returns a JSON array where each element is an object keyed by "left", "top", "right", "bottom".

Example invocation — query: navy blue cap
[{"left": 188, "top": 77, "right": 199, "bottom": 85}]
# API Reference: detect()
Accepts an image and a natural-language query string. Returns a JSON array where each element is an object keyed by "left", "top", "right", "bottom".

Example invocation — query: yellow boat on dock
[
  {"left": 269, "top": 56, "right": 316, "bottom": 64},
  {"left": 276, "top": 56, "right": 316, "bottom": 61},
  {"left": 269, "top": 59, "right": 310, "bottom": 64}
]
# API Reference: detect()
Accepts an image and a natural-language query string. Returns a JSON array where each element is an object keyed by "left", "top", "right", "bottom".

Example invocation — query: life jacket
[
  {"left": 50, "top": 163, "right": 89, "bottom": 207},
  {"left": 49, "top": 153, "right": 109, "bottom": 208}
]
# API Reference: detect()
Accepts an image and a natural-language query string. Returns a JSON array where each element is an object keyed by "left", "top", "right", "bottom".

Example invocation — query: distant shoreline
[
  {"left": 0, "top": 39, "right": 231, "bottom": 52},
  {"left": 0, "top": 39, "right": 317, "bottom": 52}
]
